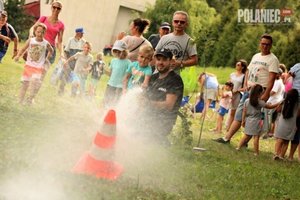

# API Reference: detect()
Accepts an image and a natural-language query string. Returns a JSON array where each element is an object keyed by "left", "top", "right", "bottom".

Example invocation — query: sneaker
[
  {"left": 273, "top": 155, "right": 284, "bottom": 161},
  {"left": 213, "top": 137, "right": 230, "bottom": 144}
]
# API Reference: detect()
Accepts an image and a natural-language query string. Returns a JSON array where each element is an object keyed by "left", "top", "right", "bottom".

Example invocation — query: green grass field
[{"left": 0, "top": 45, "right": 300, "bottom": 200}]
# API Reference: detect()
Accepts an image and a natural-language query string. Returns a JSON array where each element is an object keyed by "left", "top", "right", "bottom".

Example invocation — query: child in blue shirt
[
  {"left": 123, "top": 45, "right": 153, "bottom": 93},
  {"left": 103, "top": 40, "right": 131, "bottom": 107}
]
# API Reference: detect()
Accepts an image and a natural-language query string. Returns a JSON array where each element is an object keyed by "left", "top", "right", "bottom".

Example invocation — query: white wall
[{"left": 40, "top": 0, "right": 156, "bottom": 52}]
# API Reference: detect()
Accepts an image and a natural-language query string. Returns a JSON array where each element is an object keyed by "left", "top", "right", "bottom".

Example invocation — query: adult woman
[
  {"left": 198, "top": 72, "right": 219, "bottom": 119},
  {"left": 226, "top": 59, "right": 247, "bottom": 131},
  {"left": 31, "top": 1, "right": 64, "bottom": 65},
  {"left": 120, "top": 18, "right": 152, "bottom": 62}
]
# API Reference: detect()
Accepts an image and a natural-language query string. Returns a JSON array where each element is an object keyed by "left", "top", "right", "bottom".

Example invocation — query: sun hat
[
  {"left": 1, "top": 11, "right": 7, "bottom": 17},
  {"left": 112, "top": 40, "right": 127, "bottom": 51}
]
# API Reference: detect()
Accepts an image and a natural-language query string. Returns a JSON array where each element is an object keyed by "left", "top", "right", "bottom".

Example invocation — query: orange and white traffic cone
[{"left": 72, "top": 109, "right": 123, "bottom": 180}]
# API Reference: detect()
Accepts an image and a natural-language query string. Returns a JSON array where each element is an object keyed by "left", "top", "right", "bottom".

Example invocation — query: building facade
[{"left": 39, "top": 0, "right": 156, "bottom": 52}]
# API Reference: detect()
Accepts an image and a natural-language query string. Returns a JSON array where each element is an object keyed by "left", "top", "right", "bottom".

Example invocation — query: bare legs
[
  {"left": 237, "top": 134, "right": 251, "bottom": 150},
  {"left": 19, "top": 78, "right": 41, "bottom": 104},
  {"left": 201, "top": 99, "right": 212, "bottom": 119},
  {"left": 237, "top": 134, "right": 260, "bottom": 155},
  {"left": 224, "top": 120, "right": 241, "bottom": 140},
  {"left": 226, "top": 109, "right": 236, "bottom": 131}
]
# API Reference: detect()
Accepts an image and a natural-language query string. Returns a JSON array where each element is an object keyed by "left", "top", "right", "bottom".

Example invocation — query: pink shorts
[{"left": 21, "top": 65, "right": 43, "bottom": 81}]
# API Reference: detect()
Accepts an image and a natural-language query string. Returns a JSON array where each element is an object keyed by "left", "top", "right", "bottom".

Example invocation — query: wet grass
[{"left": 0, "top": 46, "right": 300, "bottom": 199}]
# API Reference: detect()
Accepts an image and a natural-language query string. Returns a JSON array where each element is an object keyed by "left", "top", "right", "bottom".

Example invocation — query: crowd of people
[
  {"left": 0, "top": 1, "right": 300, "bottom": 160},
  {"left": 209, "top": 34, "right": 300, "bottom": 161}
]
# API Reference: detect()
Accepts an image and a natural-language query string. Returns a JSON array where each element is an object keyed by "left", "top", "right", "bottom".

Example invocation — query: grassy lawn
[{"left": 0, "top": 45, "right": 300, "bottom": 200}]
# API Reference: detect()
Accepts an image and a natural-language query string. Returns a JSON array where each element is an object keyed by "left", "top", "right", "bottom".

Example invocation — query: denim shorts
[
  {"left": 234, "top": 92, "right": 249, "bottom": 122},
  {"left": 218, "top": 106, "right": 229, "bottom": 117}
]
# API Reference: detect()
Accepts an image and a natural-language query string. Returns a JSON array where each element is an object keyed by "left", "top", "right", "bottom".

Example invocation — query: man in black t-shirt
[{"left": 145, "top": 48, "right": 184, "bottom": 142}]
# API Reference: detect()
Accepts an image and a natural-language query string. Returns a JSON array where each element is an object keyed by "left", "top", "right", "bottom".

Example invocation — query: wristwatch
[{"left": 180, "top": 61, "right": 183, "bottom": 68}]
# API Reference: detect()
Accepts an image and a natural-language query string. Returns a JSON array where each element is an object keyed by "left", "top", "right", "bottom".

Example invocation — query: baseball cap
[
  {"left": 75, "top": 27, "right": 84, "bottom": 33},
  {"left": 1, "top": 11, "right": 8, "bottom": 17},
  {"left": 160, "top": 22, "right": 171, "bottom": 30},
  {"left": 112, "top": 40, "right": 127, "bottom": 51},
  {"left": 154, "top": 48, "right": 173, "bottom": 59}
]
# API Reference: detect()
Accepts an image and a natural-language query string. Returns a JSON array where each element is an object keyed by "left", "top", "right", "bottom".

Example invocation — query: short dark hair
[
  {"left": 261, "top": 33, "right": 273, "bottom": 44},
  {"left": 225, "top": 81, "right": 234, "bottom": 89}
]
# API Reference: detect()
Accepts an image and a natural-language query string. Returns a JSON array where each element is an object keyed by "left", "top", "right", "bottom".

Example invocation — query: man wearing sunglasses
[
  {"left": 214, "top": 33, "right": 279, "bottom": 144},
  {"left": 155, "top": 10, "right": 198, "bottom": 74}
]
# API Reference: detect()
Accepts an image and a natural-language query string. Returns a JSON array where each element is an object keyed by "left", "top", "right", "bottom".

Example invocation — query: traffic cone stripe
[
  {"left": 98, "top": 123, "right": 116, "bottom": 137},
  {"left": 94, "top": 132, "right": 116, "bottom": 149},
  {"left": 90, "top": 144, "right": 114, "bottom": 161},
  {"left": 72, "top": 153, "right": 123, "bottom": 181}
]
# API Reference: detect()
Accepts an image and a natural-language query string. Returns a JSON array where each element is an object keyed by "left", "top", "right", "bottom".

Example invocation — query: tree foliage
[
  {"left": 4, "top": 0, "right": 35, "bottom": 40},
  {"left": 143, "top": 0, "right": 300, "bottom": 68}
]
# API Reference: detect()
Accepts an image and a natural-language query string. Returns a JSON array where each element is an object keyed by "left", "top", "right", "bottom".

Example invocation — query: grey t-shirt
[
  {"left": 156, "top": 32, "right": 197, "bottom": 61},
  {"left": 73, "top": 52, "right": 93, "bottom": 76}
]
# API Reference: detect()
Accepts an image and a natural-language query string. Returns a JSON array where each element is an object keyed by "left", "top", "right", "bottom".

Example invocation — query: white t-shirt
[
  {"left": 64, "top": 37, "right": 86, "bottom": 52},
  {"left": 230, "top": 72, "right": 244, "bottom": 93},
  {"left": 247, "top": 52, "right": 279, "bottom": 88},
  {"left": 73, "top": 52, "right": 93, "bottom": 75},
  {"left": 26, "top": 38, "right": 49, "bottom": 69},
  {"left": 267, "top": 78, "right": 285, "bottom": 104},
  {"left": 122, "top": 35, "right": 152, "bottom": 62},
  {"left": 219, "top": 91, "right": 232, "bottom": 109}
]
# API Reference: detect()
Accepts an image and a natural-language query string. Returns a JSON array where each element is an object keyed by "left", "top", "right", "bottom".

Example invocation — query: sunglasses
[
  {"left": 260, "top": 43, "right": 271, "bottom": 46},
  {"left": 52, "top": 6, "right": 61, "bottom": 10},
  {"left": 173, "top": 20, "right": 186, "bottom": 25}
]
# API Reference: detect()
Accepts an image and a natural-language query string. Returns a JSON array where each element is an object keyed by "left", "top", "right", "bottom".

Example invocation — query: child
[
  {"left": 273, "top": 89, "right": 299, "bottom": 160},
  {"left": 122, "top": 45, "right": 153, "bottom": 93},
  {"left": 14, "top": 23, "right": 53, "bottom": 105},
  {"left": 88, "top": 52, "right": 105, "bottom": 97},
  {"left": 210, "top": 81, "right": 233, "bottom": 133},
  {"left": 236, "top": 84, "right": 280, "bottom": 156},
  {"left": 103, "top": 40, "right": 131, "bottom": 107},
  {"left": 64, "top": 41, "right": 93, "bottom": 97}
]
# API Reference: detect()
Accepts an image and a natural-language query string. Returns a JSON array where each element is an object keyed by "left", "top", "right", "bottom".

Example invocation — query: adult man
[
  {"left": 58, "top": 27, "right": 85, "bottom": 95},
  {"left": 155, "top": 11, "right": 198, "bottom": 73},
  {"left": 0, "top": 10, "right": 18, "bottom": 63},
  {"left": 144, "top": 48, "right": 184, "bottom": 143},
  {"left": 148, "top": 22, "right": 171, "bottom": 50},
  {"left": 215, "top": 33, "right": 279, "bottom": 144}
]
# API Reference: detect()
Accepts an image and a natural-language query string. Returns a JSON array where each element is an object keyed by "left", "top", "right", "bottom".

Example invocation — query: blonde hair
[
  {"left": 52, "top": 0, "right": 63, "bottom": 8},
  {"left": 33, "top": 23, "right": 47, "bottom": 36},
  {"left": 279, "top": 63, "right": 287, "bottom": 73},
  {"left": 84, "top": 41, "right": 92, "bottom": 50},
  {"left": 173, "top": 11, "right": 189, "bottom": 22},
  {"left": 96, "top": 52, "right": 104, "bottom": 60},
  {"left": 139, "top": 45, "right": 154, "bottom": 58}
]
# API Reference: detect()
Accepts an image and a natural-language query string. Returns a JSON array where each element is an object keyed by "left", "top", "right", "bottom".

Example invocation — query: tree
[
  {"left": 143, "top": 0, "right": 187, "bottom": 38},
  {"left": 4, "top": 0, "right": 35, "bottom": 40}
]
